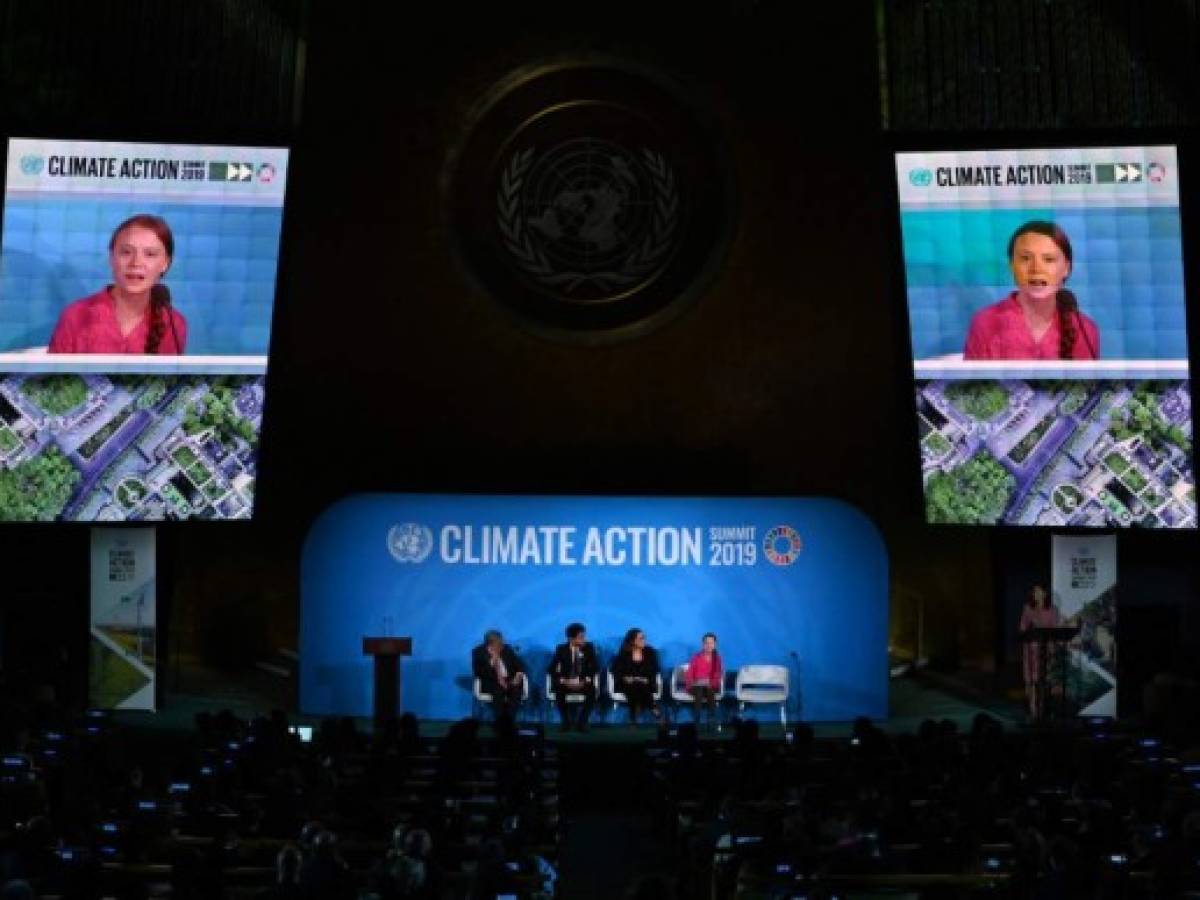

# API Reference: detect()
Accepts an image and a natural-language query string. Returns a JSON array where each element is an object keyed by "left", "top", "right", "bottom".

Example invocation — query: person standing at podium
[
  {"left": 471, "top": 630, "right": 527, "bottom": 717},
  {"left": 549, "top": 623, "right": 597, "bottom": 732},
  {"left": 1019, "top": 584, "right": 1061, "bottom": 719}
]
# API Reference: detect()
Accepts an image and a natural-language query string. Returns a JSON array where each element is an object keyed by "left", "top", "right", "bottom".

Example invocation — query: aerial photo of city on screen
[
  {"left": 918, "top": 379, "right": 1195, "bottom": 528},
  {"left": 0, "top": 373, "right": 262, "bottom": 521}
]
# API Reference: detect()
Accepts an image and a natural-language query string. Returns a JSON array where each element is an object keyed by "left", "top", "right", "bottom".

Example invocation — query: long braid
[
  {"left": 1057, "top": 296, "right": 1077, "bottom": 360},
  {"left": 144, "top": 285, "right": 169, "bottom": 354}
]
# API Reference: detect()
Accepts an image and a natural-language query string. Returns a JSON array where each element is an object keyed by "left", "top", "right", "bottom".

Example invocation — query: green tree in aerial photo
[
  {"left": 945, "top": 381, "right": 1009, "bottom": 421},
  {"left": 20, "top": 374, "right": 87, "bottom": 415},
  {"left": 926, "top": 453, "right": 1015, "bottom": 524},
  {"left": 183, "top": 383, "right": 257, "bottom": 448},
  {"left": 0, "top": 448, "right": 80, "bottom": 520}
]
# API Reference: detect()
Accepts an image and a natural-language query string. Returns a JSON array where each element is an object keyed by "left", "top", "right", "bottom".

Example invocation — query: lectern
[
  {"left": 362, "top": 637, "right": 412, "bottom": 728},
  {"left": 1020, "top": 625, "right": 1079, "bottom": 722}
]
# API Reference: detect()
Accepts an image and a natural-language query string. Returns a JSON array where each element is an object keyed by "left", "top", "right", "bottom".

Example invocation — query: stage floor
[{"left": 114, "top": 669, "right": 1028, "bottom": 738}]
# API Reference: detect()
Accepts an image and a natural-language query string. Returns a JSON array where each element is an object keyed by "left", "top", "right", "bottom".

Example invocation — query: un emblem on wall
[
  {"left": 446, "top": 62, "right": 732, "bottom": 340},
  {"left": 498, "top": 140, "right": 678, "bottom": 296},
  {"left": 387, "top": 523, "right": 434, "bottom": 564}
]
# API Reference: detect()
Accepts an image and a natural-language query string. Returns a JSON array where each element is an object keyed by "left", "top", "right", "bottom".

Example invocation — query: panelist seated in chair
[
  {"left": 611, "top": 627, "right": 663, "bottom": 723},
  {"left": 471, "top": 629, "right": 528, "bottom": 716},
  {"left": 685, "top": 631, "right": 724, "bottom": 728},
  {"left": 548, "top": 622, "right": 598, "bottom": 732}
]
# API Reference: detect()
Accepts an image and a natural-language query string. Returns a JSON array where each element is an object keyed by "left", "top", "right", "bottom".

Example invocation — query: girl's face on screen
[
  {"left": 702, "top": 636, "right": 716, "bottom": 653},
  {"left": 110, "top": 226, "right": 170, "bottom": 298},
  {"left": 1010, "top": 232, "right": 1071, "bottom": 301}
]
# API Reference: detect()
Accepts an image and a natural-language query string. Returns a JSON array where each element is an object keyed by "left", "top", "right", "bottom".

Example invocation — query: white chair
[
  {"left": 734, "top": 664, "right": 790, "bottom": 728},
  {"left": 607, "top": 669, "right": 663, "bottom": 718},
  {"left": 473, "top": 674, "right": 530, "bottom": 719},
  {"left": 671, "top": 664, "right": 725, "bottom": 724}
]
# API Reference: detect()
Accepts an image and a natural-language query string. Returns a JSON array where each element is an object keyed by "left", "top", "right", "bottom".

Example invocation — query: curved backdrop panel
[{"left": 300, "top": 494, "right": 888, "bottom": 722}]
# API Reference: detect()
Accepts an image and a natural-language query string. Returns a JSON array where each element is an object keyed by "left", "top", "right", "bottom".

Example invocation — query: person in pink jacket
[
  {"left": 684, "top": 632, "right": 723, "bottom": 730},
  {"left": 48, "top": 214, "right": 187, "bottom": 355}
]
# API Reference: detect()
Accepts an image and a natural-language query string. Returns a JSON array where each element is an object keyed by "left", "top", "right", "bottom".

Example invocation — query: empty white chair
[
  {"left": 473, "top": 675, "right": 530, "bottom": 719},
  {"left": 734, "top": 664, "right": 789, "bottom": 728}
]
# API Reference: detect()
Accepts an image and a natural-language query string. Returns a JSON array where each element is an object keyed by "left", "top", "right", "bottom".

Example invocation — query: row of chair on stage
[{"left": 469, "top": 623, "right": 794, "bottom": 729}]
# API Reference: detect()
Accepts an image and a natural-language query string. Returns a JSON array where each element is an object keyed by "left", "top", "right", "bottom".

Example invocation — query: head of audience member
[
  {"left": 734, "top": 717, "right": 760, "bottom": 746},
  {"left": 673, "top": 723, "right": 700, "bottom": 755},
  {"left": 788, "top": 723, "right": 815, "bottom": 755},
  {"left": 276, "top": 844, "right": 302, "bottom": 885},
  {"left": 298, "top": 820, "right": 325, "bottom": 856},
  {"left": 566, "top": 622, "right": 587, "bottom": 647},
  {"left": 398, "top": 712, "right": 421, "bottom": 750},
  {"left": 403, "top": 830, "right": 432, "bottom": 859}
]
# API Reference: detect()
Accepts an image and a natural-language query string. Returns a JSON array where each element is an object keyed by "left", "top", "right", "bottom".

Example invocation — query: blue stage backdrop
[{"left": 300, "top": 495, "right": 888, "bottom": 723}]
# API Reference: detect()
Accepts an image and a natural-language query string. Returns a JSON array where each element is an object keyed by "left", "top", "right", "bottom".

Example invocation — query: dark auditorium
[{"left": 2, "top": 2, "right": 1200, "bottom": 899}]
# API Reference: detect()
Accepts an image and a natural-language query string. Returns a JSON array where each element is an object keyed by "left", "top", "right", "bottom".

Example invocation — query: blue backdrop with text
[{"left": 300, "top": 494, "right": 888, "bottom": 722}]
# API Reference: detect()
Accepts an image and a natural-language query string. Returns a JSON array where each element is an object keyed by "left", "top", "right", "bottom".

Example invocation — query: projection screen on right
[{"left": 896, "top": 146, "right": 1194, "bottom": 528}]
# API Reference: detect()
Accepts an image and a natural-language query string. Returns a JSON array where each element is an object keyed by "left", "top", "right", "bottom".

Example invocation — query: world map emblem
[
  {"left": 446, "top": 62, "right": 731, "bottom": 339},
  {"left": 763, "top": 525, "right": 802, "bottom": 566},
  {"left": 387, "top": 523, "right": 433, "bottom": 564}
]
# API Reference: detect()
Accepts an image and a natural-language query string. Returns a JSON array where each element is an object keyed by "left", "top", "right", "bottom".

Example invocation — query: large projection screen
[
  {"left": 0, "top": 138, "right": 288, "bottom": 521},
  {"left": 896, "top": 147, "right": 1194, "bottom": 528}
]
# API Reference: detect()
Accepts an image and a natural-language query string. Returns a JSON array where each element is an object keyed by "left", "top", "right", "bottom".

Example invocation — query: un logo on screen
[
  {"left": 387, "top": 523, "right": 434, "bottom": 564},
  {"left": 19, "top": 155, "right": 44, "bottom": 175},
  {"left": 908, "top": 168, "right": 932, "bottom": 187}
]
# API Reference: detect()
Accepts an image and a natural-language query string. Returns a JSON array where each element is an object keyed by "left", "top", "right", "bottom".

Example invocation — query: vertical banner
[
  {"left": 1051, "top": 534, "right": 1118, "bottom": 717},
  {"left": 89, "top": 528, "right": 156, "bottom": 710}
]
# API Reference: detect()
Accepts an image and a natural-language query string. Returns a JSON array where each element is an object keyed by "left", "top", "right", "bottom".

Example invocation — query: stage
[{"left": 116, "top": 665, "right": 1027, "bottom": 739}]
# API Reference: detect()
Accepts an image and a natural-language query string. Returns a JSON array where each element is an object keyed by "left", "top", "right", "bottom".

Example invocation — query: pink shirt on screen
[
  {"left": 47, "top": 289, "right": 187, "bottom": 355},
  {"left": 685, "top": 651, "right": 723, "bottom": 690},
  {"left": 962, "top": 292, "right": 1099, "bottom": 361}
]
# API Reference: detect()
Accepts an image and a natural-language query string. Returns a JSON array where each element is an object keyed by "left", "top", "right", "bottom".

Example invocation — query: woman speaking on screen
[
  {"left": 48, "top": 214, "right": 187, "bottom": 355},
  {"left": 963, "top": 220, "right": 1098, "bottom": 361}
]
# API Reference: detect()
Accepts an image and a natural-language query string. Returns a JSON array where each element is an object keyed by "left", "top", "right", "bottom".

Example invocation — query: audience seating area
[
  {"left": 8, "top": 697, "right": 1200, "bottom": 898},
  {"left": 0, "top": 705, "right": 559, "bottom": 899},
  {"left": 645, "top": 716, "right": 1200, "bottom": 899}
]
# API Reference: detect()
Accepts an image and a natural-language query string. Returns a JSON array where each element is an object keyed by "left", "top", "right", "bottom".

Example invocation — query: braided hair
[
  {"left": 1006, "top": 220, "right": 1075, "bottom": 359},
  {"left": 1056, "top": 293, "right": 1079, "bottom": 361},
  {"left": 107, "top": 214, "right": 175, "bottom": 354},
  {"left": 144, "top": 284, "right": 173, "bottom": 354}
]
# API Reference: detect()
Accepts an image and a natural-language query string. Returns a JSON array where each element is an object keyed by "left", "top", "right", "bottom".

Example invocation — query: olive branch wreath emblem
[{"left": 497, "top": 146, "right": 679, "bottom": 294}]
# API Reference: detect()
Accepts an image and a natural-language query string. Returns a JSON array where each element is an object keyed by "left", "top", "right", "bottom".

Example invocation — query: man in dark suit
[
  {"left": 471, "top": 630, "right": 528, "bottom": 718},
  {"left": 548, "top": 622, "right": 598, "bottom": 731}
]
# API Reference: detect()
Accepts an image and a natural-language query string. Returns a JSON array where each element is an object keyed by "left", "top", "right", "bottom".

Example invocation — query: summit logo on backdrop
[
  {"left": 387, "top": 523, "right": 434, "bottom": 564},
  {"left": 763, "top": 525, "right": 802, "bottom": 566}
]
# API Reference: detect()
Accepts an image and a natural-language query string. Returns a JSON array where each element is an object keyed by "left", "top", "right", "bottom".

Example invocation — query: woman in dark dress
[{"left": 611, "top": 628, "right": 662, "bottom": 724}]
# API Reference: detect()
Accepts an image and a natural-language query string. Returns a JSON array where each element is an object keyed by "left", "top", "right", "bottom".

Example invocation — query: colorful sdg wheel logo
[{"left": 763, "top": 525, "right": 802, "bottom": 566}]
